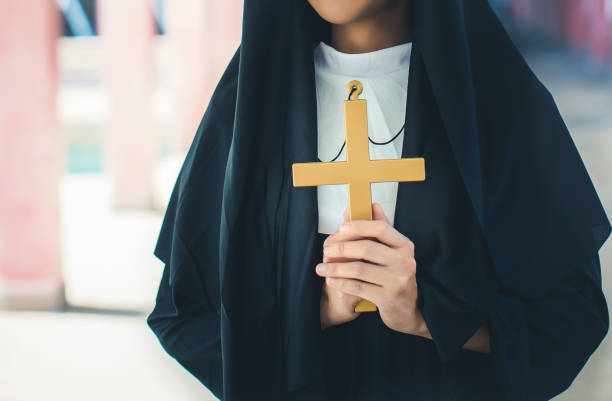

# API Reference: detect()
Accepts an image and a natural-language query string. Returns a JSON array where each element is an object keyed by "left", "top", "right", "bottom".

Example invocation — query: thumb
[
  {"left": 372, "top": 203, "right": 390, "bottom": 224},
  {"left": 343, "top": 206, "right": 350, "bottom": 223}
]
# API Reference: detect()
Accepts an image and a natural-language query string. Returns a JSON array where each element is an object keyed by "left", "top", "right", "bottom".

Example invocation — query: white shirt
[{"left": 313, "top": 40, "right": 412, "bottom": 234}]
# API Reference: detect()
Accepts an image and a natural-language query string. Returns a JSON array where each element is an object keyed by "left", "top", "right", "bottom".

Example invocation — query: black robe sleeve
[
  {"left": 146, "top": 172, "right": 224, "bottom": 399},
  {"left": 489, "top": 253, "right": 609, "bottom": 401},
  {"left": 147, "top": 259, "right": 223, "bottom": 399}
]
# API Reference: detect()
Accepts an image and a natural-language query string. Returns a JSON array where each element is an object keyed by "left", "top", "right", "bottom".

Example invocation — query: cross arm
[
  {"left": 367, "top": 158, "right": 426, "bottom": 183},
  {"left": 292, "top": 161, "right": 351, "bottom": 187}
]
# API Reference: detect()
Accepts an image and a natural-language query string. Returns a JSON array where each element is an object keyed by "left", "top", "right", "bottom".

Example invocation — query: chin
[{"left": 307, "top": 0, "right": 399, "bottom": 25}]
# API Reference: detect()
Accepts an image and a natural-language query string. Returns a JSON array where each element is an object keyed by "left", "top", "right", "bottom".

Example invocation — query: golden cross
[{"left": 292, "top": 80, "right": 426, "bottom": 313}]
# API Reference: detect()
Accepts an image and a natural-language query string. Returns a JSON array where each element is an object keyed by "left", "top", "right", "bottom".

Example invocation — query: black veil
[{"left": 148, "top": 1, "right": 610, "bottom": 400}]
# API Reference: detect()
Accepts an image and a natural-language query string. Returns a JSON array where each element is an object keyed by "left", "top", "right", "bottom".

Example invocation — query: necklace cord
[{"left": 316, "top": 86, "right": 406, "bottom": 162}]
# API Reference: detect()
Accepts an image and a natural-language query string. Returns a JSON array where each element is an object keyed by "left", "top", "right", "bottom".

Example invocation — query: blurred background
[{"left": 0, "top": 1, "right": 610, "bottom": 400}]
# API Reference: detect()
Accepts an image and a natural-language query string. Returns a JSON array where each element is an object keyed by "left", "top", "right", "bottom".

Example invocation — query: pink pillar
[
  {"left": 556, "top": 0, "right": 574, "bottom": 41},
  {"left": 588, "top": 0, "right": 610, "bottom": 65},
  {"left": 166, "top": 0, "right": 212, "bottom": 150},
  {"left": 0, "top": 1, "right": 65, "bottom": 309},
  {"left": 607, "top": 0, "right": 612, "bottom": 65},
  {"left": 166, "top": 0, "right": 243, "bottom": 151},
  {"left": 98, "top": 0, "right": 158, "bottom": 208},
  {"left": 215, "top": 0, "right": 243, "bottom": 87},
  {"left": 568, "top": 1, "right": 590, "bottom": 49}
]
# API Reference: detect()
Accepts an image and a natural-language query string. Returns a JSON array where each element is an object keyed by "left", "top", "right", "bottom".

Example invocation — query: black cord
[{"left": 317, "top": 86, "right": 406, "bottom": 162}]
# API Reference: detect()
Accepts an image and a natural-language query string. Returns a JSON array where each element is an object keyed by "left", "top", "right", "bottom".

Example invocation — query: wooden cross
[{"left": 292, "top": 80, "right": 426, "bottom": 313}]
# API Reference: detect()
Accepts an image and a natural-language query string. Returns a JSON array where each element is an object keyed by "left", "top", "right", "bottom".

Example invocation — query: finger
[
  {"left": 324, "top": 239, "right": 397, "bottom": 266},
  {"left": 321, "top": 229, "right": 357, "bottom": 263},
  {"left": 372, "top": 203, "right": 390, "bottom": 224},
  {"left": 339, "top": 219, "right": 409, "bottom": 249},
  {"left": 323, "top": 255, "right": 356, "bottom": 263},
  {"left": 325, "top": 219, "right": 401, "bottom": 248},
  {"left": 326, "top": 278, "right": 362, "bottom": 303},
  {"left": 323, "top": 204, "right": 367, "bottom": 250},
  {"left": 321, "top": 208, "right": 349, "bottom": 254},
  {"left": 326, "top": 277, "right": 383, "bottom": 306},
  {"left": 316, "top": 261, "right": 388, "bottom": 286},
  {"left": 324, "top": 205, "right": 407, "bottom": 249},
  {"left": 323, "top": 225, "right": 378, "bottom": 249}
]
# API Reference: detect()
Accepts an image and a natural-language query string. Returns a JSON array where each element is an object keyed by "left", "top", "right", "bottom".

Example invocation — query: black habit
[{"left": 147, "top": 1, "right": 611, "bottom": 400}]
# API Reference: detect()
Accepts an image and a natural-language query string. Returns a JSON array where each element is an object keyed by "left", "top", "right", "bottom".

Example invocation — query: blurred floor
[
  {"left": 1, "top": 47, "right": 611, "bottom": 401},
  {"left": 0, "top": 311, "right": 215, "bottom": 401}
]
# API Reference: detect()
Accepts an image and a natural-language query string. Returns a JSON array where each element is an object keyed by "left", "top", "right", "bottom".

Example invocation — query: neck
[{"left": 330, "top": 1, "right": 411, "bottom": 54}]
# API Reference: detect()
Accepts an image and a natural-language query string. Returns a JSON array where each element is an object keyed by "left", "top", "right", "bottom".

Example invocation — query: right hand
[{"left": 317, "top": 207, "right": 363, "bottom": 329}]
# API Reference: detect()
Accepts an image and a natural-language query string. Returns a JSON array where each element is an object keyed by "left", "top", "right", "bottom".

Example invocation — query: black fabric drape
[{"left": 147, "top": 1, "right": 610, "bottom": 400}]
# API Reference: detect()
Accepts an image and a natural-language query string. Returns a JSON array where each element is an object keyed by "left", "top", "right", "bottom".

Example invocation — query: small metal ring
[{"left": 347, "top": 80, "right": 363, "bottom": 100}]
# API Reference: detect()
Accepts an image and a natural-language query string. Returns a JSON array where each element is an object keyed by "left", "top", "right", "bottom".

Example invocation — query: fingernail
[
  {"left": 316, "top": 263, "right": 326, "bottom": 273},
  {"left": 323, "top": 245, "right": 334, "bottom": 255}
]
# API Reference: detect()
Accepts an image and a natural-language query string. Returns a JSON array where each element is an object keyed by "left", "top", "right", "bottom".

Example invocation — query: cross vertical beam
[{"left": 292, "top": 80, "right": 426, "bottom": 313}]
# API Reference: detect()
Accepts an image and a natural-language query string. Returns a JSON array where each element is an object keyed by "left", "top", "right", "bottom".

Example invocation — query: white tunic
[{"left": 313, "top": 40, "right": 412, "bottom": 234}]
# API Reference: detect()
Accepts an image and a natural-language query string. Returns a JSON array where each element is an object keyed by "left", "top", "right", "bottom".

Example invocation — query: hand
[
  {"left": 318, "top": 207, "right": 363, "bottom": 330},
  {"left": 316, "top": 203, "right": 428, "bottom": 337}
]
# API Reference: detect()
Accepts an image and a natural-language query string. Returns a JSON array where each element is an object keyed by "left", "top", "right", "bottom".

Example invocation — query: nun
[{"left": 147, "top": 1, "right": 611, "bottom": 400}]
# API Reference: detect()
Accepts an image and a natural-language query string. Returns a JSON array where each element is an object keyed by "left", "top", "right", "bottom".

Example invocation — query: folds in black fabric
[
  {"left": 147, "top": 262, "right": 224, "bottom": 399},
  {"left": 489, "top": 254, "right": 609, "bottom": 401}
]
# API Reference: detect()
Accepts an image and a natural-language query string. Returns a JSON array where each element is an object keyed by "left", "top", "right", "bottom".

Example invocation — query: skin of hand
[
  {"left": 319, "top": 207, "right": 364, "bottom": 330},
  {"left": 316, "top": 202, "right": 428, "bottom": 336}
]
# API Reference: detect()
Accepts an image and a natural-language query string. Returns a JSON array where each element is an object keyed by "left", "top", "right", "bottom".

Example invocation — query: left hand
[{"left": 315, "top": 203, "right": 428, "bottom": 337}]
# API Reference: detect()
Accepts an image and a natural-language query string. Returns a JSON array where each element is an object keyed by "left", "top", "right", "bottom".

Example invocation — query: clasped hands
[{"left": 317, "top": 202, "right": 430, "bottom": 339}]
